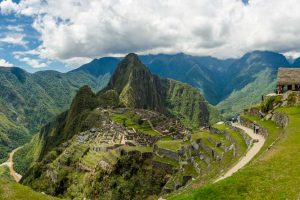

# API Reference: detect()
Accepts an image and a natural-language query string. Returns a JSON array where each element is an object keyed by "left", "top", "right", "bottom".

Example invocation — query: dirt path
[
  {"left": 215, "top": 123, "right": 265, "bottom": 182},
  {"left": 0, "top": 147, "right": 23, "bottom": 182}
]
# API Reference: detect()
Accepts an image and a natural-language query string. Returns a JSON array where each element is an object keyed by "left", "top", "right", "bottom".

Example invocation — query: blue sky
[
  {"left": 0, "top": 0, "right": 300, "bottom": 72},
  {"left": 0, "top": 8, "right": 71, "bottom": 72}
]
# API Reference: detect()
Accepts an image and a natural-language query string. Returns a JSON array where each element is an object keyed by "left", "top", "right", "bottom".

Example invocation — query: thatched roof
[{"left": 277, "top": 68, "right": 300, "bottom": 85}]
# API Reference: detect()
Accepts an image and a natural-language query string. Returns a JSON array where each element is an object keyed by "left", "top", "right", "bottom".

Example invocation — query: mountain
[
  {"left": 217, "top": 51, "right": 290, "bottom": 117},
  {"left": 0, "top": 64, "right": 112, "bottom": 162},
  {"left": 20, "top": 54, "right": 251, "bottom": 200},
  {"left": 0, "top": 50, "right": 293, "bottom": 162},
  {"left": 139, "top": 53, "right": 235, "bottom": 104},
  {"left": 292, "top": 57, "right": 300, "bottom": 67}
]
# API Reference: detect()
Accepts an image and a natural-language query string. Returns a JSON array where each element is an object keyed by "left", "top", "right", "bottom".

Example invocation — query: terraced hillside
[
  {"left": 20, "top": 107, "right": 251, "bottom": 199},
  {"left": 168, "top": 94, "right": 300, "bottom": 199}
]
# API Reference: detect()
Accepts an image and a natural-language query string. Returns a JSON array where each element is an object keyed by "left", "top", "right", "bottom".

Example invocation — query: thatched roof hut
[{"left": 277, "top": 68, "right": 300, "bottom": 85}]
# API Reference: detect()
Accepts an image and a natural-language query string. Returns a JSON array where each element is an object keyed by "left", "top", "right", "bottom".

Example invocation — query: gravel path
[
  {"left": 0, "top": 147, "right": 23, "bottom": 182},
  {"left": 215, "top": 123, "right": 265, "bottom": 182}
]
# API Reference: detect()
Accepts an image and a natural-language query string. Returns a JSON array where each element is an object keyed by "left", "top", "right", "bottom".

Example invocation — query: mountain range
[{"left": 0, "top": 50, "right": 298, "bottom": 162}]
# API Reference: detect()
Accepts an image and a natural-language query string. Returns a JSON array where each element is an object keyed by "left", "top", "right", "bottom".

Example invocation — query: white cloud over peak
[
  {"left": 16, "top": 56, "right": 47, "bottom": 68},
  {"left": 2, "top": 0, "right": 300, "bottom": 66},
  {"left": 0, "top": 33, "right": 27, "bottom": 46},
  {"left": 0, "top": 58, "right": 13, "bottom": 67}
]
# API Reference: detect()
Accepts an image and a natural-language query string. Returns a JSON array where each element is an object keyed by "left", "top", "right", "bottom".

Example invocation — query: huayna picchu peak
[{"left": 101, "top": 53, "right": 164, "bottom": 111}]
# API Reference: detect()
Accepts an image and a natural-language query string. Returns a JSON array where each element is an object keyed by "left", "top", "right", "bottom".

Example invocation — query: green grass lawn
[
  {"left": 111, "top": 113, "right": 160, "bottom": 136},
  {"left": 0, "top": 166, "right": 58, "bottom": 200},
  {"left": 168, "top": 107, "right": 299, "bottom": 200},
  {"left": 156, "top": 139, "right": 183, "bottom": 151}
]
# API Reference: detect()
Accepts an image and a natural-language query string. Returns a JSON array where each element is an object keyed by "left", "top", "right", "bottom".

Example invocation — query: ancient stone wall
[
  {"left": 152, "top": 160, "right": 174, "bottom": 173},
  {"left": 272, "top": 112, "right": 289, "bottom": 128},
  {"left": 230, "top": 126, "right": 252, "bottom": 147},
  {"left": 240, "top": 116, "right": 268, "bottom": 138},
  {"left": 157, "top": 147, "right": 179, "bottom": 161},
  {"left": 199, "top": 142, "right": 220, "bottom": 160},
  {"left": 244, "top": 107, "right": 261, "bottom": 118}
]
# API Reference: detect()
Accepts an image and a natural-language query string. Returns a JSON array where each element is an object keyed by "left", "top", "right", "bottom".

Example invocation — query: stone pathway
[{"left": 215, "top": 123, "right": 265, "bottom": 182}]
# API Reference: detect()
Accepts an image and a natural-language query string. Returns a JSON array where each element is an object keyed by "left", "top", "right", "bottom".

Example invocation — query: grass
[
  {"left": 153, "top": 156, "right": 179, "bottom": 167},
  {"left": 111, "top": 113, "right": 160, "bottom": 136},
  {"left": 0, "top": 166, "right": 58, "bottom": 200},
  {"left": 156, "top": 139, "right": 183, "bottom": 151},
  {"left": 168, "top": 107, "right": 298, "bottom": 200}
]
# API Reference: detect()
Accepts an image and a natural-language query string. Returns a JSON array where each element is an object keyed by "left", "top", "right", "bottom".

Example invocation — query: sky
[{"left": 0, "top": 0, "right": 300, "bottom": 72}]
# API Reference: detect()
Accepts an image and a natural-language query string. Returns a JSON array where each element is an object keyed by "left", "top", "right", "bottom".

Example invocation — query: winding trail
[
  {"left": 215, "top": 123, "right": 265, "bottom": 182},
  {"left": 0, "top": 147, "right": 23, "bottom": 182}
]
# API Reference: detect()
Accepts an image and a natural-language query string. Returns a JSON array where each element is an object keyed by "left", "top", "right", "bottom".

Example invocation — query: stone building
[{"left": 277, "top": 68, "right": 300, "bottom": 93}]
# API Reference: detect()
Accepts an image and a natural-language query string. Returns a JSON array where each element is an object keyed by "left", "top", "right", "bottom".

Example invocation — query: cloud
[
  {"left": 6, "top": 25, "right": 24, "bottom": 32},
  {"left": 16, "top": 56, "right": 47, "bottom": 68},
  {"left": 0, "top": 58, "right": 13, "bottom": 67},
  {"left": 0, "top": 34, "right": 27, "bottom": 46},
  {"left": 5, "top": 0, "right": 300, "bottom": 66},
  {"left": 0, "top": 0, "right": 19, "bottom": 15}
]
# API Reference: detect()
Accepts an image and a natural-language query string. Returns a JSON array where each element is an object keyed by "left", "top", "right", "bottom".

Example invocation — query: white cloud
[
  {"left": 0, "top": 0, "right": 19, "bottom": 15},
  {"left": 7, "top": 25, "right": 24, "bottom": 32},
  {"left": 0, "top": 34, "right": 27, "bottom": 46},
  {"left": 0, "top": 58, "right": 13, "bottom": 67},
  {"left": 16, "top": 56, "right": 47, "bottom": 68},
  {"left": 5, "top": 0, "right": 300, "bottom": 66}
]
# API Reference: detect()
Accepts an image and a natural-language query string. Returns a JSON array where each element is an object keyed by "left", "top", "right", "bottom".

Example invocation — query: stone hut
[{"left": 277, "top": 68, "right": 300, "bottom": 93}]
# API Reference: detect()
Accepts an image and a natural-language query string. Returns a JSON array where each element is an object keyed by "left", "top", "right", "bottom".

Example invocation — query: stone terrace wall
[
  {"left": 157, "top": 147, "right": 179, "bottom": 161},
  {"left": 230, "top": 126, "right": 252, "bottom": 147},
  {"left": 210, "top": 126, "right": 251, "bottom": 148},
  {"left": 152, "top": 160, "right": 174, "bottom": 173},
  {"left": 272, "top": 112, "right": 289, "bottom": 128},
  {"left": 240, "top": 116, "right": 268, "bottom": 138}
]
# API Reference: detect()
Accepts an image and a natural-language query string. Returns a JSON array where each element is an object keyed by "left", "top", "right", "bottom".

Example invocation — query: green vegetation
[
  {"left": 0, "top": 166, "right": 58, "bottom": 200},
  {"left": 118, "top": 146, "right": 153, "bottom": 153},
  {"left": 111, "top": 112, "right": 160, "bottom": 136},
  {"left": 213, "top": 124, "right": 247, "bottom": 157},
  {"left": 260, "top": 95, "right": 282, "bottom": 113},
  {"left": 0, "top": 113, "right": 29, "bottom": 163},
  {"left": 156, "top": 139, "right": 183, "bottom": 151},
  {"left": 168, "top": 108, "right": 293, "bottom": 200},
  {"left": 153, "top": 155, "right": 179, "bottom": 167},
  {"left": 166, "top": 124, "right": 249, "bottom": 199},
  {"left": 0, "top": 66, "right": 110, "bottom": 162},
  {"left": 217, "top": 68, "right": 277, "bottom": 118},
  {"left": 166, "top": 80, "right": 211, "bottom": 128}
]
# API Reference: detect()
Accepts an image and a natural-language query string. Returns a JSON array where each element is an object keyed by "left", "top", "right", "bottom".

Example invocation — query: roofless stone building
[{"left": 277, "top": 68, "right": 300, "bottom": 93}]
